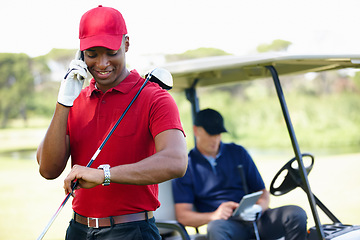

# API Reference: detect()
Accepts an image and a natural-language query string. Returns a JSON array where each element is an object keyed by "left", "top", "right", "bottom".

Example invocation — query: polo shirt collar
[{"left": 86, "top": 70, "right": 141, "bottom": 97}]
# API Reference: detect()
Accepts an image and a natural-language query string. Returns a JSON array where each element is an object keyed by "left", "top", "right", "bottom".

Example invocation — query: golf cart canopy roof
[{"left": 161, "top": 53, "right": 360, "bottom": 91}]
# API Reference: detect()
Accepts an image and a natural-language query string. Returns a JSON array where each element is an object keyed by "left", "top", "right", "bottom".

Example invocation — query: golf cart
[{"left": 154, "top": 53, "right": 360, "bottom": 239}]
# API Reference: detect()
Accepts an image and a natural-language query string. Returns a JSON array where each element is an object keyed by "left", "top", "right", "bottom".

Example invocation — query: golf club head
[{"left": 146, "top": 68, "right": 173, "bottom": 90}]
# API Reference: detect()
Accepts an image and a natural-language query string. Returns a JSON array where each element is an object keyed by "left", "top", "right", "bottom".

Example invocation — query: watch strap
[{"left": 98, "top": 164, "right": 111, "bottom": 186}]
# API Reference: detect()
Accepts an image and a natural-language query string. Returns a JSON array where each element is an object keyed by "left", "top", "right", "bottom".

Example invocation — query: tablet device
[{"left": 232, "top": 190, "right": 263, "bottom": 217}]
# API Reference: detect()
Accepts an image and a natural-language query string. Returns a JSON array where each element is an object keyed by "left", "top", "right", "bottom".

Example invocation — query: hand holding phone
[{"left": 57, "top": 50, "right": 88, "bottom": 107}]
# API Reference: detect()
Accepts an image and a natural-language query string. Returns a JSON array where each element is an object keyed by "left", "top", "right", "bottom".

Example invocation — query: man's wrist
[{"left": 98, "top": 164, "right": 111, "bottom": 186}]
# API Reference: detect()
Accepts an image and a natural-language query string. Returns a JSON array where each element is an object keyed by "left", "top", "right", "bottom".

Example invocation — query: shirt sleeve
[
  {"left": 172, "top": 168, "right": 195, "bottom": 204},
  {"left": 148, "top": 86, "right": 185, "bottom": 138}
]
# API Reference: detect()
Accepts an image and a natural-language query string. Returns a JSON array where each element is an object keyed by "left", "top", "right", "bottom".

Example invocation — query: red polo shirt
[{"left": 67, "top": 70, "right": 184, "bottom": 217}]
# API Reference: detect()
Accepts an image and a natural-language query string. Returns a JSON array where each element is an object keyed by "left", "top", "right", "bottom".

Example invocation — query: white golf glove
[
  {"left": 239, "top": 204, "right": 262, "bottom": 221},
  {"left": 57, "top": 50, "right": 87, "bottom": 107}
]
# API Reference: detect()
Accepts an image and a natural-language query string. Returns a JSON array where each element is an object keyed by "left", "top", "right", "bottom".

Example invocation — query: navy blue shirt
[{"left": 172, "top": 142, "right": 265, "bottom": 212}]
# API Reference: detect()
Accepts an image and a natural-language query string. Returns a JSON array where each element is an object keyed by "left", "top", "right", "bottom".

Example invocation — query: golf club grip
[{"left": 238, "top": 165, "right": 249, "bottom": 194}]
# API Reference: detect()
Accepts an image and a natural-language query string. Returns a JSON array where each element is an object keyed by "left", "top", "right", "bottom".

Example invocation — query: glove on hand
[
  {"left": 239, "top": 204, "right": 262, "bottom": 221},
  {"left": 57, "top": 50, "right": 87, "bottom": 107}
]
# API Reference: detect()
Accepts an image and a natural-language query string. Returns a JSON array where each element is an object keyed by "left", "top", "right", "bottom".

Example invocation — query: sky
[{"left": 2, "top": 0, "right": 360, "bottom": 69}]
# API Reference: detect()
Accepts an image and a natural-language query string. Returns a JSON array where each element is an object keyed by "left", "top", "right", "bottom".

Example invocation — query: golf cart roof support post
[
  {"left": 185, "top": 86, "right": 200, "bottom": 125},
  {"left": 185, "top": 79, "right": 200, "bottom": 144},
  {"left": 266, "top": 65, "right": 325, "bottom": 240}
]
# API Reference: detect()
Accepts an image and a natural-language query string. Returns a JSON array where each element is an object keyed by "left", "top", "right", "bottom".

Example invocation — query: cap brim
[
  {"left": 204, "top": 126, "right": 227, "bottom": 135},
  {"left": 80, "top": 34, "right": 122, "bottom": 51}
]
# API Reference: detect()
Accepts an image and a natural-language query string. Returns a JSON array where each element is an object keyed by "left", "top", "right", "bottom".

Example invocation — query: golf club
[
  {"left": 238, "top": 165, "right": 261, "bottom": 240},
  {"left": 147, "top": 67, "right": 173, "bottom": 90},
  {"left": 37, "top": 67, "right": 173, "bottom": 240}
]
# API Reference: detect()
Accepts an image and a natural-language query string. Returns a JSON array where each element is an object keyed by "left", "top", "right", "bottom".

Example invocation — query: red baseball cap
[{"left": 79, "top": 5, "right": 127, "bottom": 51}]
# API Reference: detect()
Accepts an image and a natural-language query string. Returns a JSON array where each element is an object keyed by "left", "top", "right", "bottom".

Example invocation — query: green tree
[
  {"left": 352, "top": 71, "right": 360, "bottom": 91},
  {"left": 257, "top": 39, "right": 292, "bottom": 52},
  {"left": 0, "top": 53, "right": 34, "bottom": 128},
  {"left": 29, "top": 48, "right": 77, "bottom": 117},
  {"left": 165, "top": 47, "right": 231, "bottom": 62}
]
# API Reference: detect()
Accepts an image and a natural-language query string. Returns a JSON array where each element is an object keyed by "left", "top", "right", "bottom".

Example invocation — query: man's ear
[
  {"left": 193, "top": 125, "right": 198, "bottom": 137},
  {"left": 124, "top": 35, "right": 130, "bottom": 52}
]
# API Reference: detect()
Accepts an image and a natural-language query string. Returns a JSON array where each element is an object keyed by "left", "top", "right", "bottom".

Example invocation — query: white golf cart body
[{"left": 154, "top": 53, "right": 360, "bottom": 240}]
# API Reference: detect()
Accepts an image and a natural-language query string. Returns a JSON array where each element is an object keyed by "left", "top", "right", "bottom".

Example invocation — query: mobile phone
[{"left": 80, "top": 51, "right": 84, "bottom": 61}]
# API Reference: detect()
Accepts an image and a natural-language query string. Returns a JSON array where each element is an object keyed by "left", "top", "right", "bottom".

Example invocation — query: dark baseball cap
[{"left": 194, "top": 108, "right": 227, "bottom": 135}]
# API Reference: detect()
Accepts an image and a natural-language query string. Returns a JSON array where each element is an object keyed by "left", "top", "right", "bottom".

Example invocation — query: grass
[
  {"left": 255, "top": 152, "right": 360, "bottom": 227},
  {"left": 0, "top": 119, "right": 359, "bottom": 239},
  {"left": 0, "top": 121, "right": 72, "bottom": 240},
  {"left": 0, "top": 151, "right": 359, "bottom": 239},
  {"left": 0, "top": 117, "right": 48, "bottom": 153},
  {"left": 0, "top": 156, "right": 73, "bottom": 240}
]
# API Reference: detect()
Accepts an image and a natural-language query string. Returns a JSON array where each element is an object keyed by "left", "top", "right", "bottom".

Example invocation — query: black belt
[{"left": 73, "top": 211, "right": 153, "bottom": 228}]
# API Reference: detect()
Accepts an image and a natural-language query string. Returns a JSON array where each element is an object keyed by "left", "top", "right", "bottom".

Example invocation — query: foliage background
[
  {"left": 171, "top": 74, "right": 360, "bottom": 154},
  {"left": 1, "top": 45, "right": 359, "bottom": 152},
  {"left": 0, "top": 43, "right": 359, "bottom": 239}
]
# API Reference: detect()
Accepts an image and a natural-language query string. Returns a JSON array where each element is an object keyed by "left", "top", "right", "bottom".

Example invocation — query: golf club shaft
[
  {"left": 37, "top": 193, "right": 71, "bottom": 240},
  {"left": 238, "top": 165, "right": 261, "bottom": 240},
  {"left": 253, "top": 221, "right": 260, "bottom": 240},
  {"left": 37, "top": 71, "right": 154, "bottom": 240}
]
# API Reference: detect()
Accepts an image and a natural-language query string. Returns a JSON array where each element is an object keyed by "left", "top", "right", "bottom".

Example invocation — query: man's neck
[{"left": 197, "top": 146, "right": 220, "bottom": 159}]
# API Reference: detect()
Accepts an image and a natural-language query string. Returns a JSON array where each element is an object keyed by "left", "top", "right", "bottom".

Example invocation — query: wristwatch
[{"left": 98, "top": 164, "right": 111, "bottom": 186}]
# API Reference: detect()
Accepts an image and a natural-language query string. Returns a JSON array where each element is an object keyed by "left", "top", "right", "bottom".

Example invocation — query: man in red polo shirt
[{"left": 36, "top": 5, "right": 187, "bottom": 240}]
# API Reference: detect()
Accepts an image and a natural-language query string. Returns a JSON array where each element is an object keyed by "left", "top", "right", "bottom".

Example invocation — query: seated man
[{"left": 172, "top": 108, "right": 307, "bottom": 240}]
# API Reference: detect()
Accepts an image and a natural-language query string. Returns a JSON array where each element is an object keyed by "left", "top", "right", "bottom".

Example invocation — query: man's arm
[
  {"left": 110, "top": 129, "right": 188, "bottom": 184},
  {"left": 174, "top": 201, "right": 239, "bottom": 228},
  {"left": 174, "top": 189, "right": 270, "bottom": 228},
  {"left": 63, "top": 129, "right": 188, "bottom": 194},
  {"left": 37, "top": 51, "right": 86, "bottom": 180},
  {"left": 37, "top": 103, "right": 71, "bottom": 179}
]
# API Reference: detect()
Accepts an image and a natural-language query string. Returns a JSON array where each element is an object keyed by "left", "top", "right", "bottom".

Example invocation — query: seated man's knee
[
  {"left": 207, "top": 219, "right": 249, "bottom": 240},
  {"left": 286, "top": 205, "right": 307, "bottom": 227},
  {"left": 207, "top": 219, "right": 227, "bottom": 233},
  {"left": 207, "top": 219, "right": 228, "bottom": 240}
]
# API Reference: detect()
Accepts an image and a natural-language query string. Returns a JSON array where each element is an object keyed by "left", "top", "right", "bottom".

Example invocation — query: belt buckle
[{"left": 88, "top": 217, "right": 99, "bottom": 228}]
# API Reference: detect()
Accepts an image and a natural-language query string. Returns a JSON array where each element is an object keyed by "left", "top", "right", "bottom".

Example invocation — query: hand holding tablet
[{"left": 232, "top": 190, "right": 263, "bottom": 221}]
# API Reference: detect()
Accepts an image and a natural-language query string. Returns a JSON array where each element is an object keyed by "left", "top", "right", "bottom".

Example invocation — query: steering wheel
[{"left": 270, "top": 153, "right": 314, "bottom": 196}]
